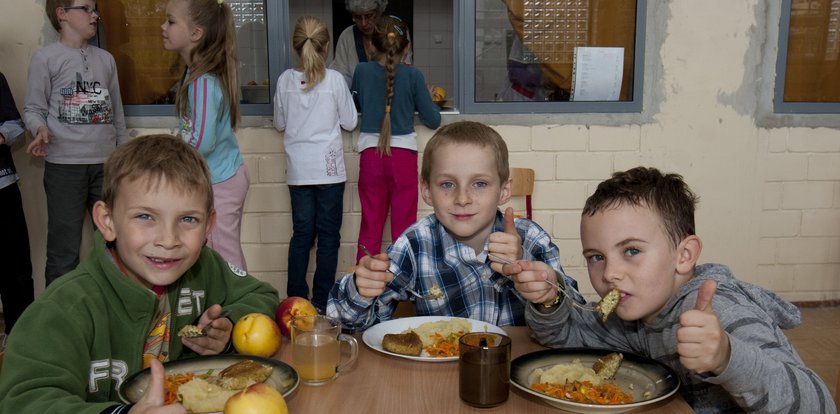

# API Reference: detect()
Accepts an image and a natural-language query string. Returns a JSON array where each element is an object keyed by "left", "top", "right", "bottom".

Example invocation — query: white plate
[
  {"left": 119, "top": 355, "right": 298, "bottom": 413},
  {"left": 362, "top": 316, "right": 507, "bottom": 362},
  {"left": 510, "top": 348, "right": 679, "bottom": 413}
]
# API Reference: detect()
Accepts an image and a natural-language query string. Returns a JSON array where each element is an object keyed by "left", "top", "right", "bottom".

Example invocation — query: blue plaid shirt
[{"left": 327, "top": 211, "right": 583, "bottom": 331}]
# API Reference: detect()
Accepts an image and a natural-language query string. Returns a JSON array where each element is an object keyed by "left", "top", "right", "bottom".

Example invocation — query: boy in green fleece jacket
[{"left": 0, "top": 134, "right": 279, "bottom": 414}]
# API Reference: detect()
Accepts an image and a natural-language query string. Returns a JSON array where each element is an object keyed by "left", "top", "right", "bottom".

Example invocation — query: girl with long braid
[{"left": 351, "top": 15, "right": 441, "bottom": 263}]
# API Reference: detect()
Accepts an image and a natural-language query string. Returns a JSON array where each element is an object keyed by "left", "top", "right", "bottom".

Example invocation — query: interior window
[{"left": 776, "top": 0, "right": 840, "bottom": 113}]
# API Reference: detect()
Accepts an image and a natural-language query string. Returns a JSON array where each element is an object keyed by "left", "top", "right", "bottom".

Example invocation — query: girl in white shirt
[{"left": 273, "top": 16, "right": 358, "bottom": 311}]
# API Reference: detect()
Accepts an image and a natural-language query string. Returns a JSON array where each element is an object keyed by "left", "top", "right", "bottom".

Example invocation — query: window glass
[
  {"left": 98, "top": 0, "right": 270, "bottom": 112},
  {"left": 473, "top": 0, "right": 637, "bottom": 104},
  {"left": 781, "top": 0, "right": 840, "bottom": 103},
  {"left": 99, "top": 0, "right": 644, "bottom": 116}
]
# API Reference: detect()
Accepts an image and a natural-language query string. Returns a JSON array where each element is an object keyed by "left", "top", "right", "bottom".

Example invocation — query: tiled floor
[
  {"left": 787, "top": 306, "right": 840, "bottom": 400},
  {"left": 1, "top": 306, "right": 838, "bottom": 399}
]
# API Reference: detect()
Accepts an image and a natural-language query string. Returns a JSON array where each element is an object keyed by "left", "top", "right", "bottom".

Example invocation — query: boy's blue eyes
[
  {"left": 587, "top": 248, "right": 640, "bottom": 263},
  {"left": 438, "top": 181, "right": 489, "bottom": 189}
]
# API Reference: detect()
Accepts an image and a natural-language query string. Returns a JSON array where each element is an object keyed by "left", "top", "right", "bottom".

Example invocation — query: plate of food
[
  {"left": 510, "top": 348, "right": 679, "bottom": 414},
  {"left": 362, "top": 316, "right": 507, "bottom": 362},
  {"left": 119, "top": 354, "right": 298, "bottom": 413}
]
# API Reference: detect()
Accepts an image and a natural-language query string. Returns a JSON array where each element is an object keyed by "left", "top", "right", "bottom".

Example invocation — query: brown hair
[
  {"left": 370, "top": 15, "right": 410, "bottom": 156},
  {"left": 173, "top": 0, "right": 240, "bottom": 129},
  {"left": 102, "top": 134, "right": 213, "bottom": 214},
  {"left": 582, "top": 166, "right": 699, "bottom": 247},
  {"left": 421, "top": 121, "right": 510, "bottom": 184},
  {"left": 292, "top": 16, "right": 330, "bottom": 92},
  {"left": 46, "top": 0, "right": 76, "bottom": 31}
]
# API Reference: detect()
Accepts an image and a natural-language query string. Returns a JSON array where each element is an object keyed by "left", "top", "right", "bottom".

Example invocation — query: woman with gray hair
[{"left": 331, "top": 0, "right": 411, "bottom": 86}]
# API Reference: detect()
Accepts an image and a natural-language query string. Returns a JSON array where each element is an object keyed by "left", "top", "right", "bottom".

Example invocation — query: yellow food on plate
[
  {"left": 530, "top": 355, "right": 632, "bottom": 405},
  {"left": 178, "top": 377, "right": 239, "bottom": 413},
  {"left": 401, "top": 318, "right": 473, "bottom": 358},
  {"left": 533, "top": 359, "right": 604, "bottom": 386},
  {"left": 409, "top": 319, "right": 472, "bottom": 348},
  {"left": 164, "top": 359, "right": 275, "bottom": 412}
]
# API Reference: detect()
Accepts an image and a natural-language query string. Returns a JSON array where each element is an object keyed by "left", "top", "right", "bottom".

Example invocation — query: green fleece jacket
[{"left": 0, "top": 232, "right": 279, "bottom": 413}]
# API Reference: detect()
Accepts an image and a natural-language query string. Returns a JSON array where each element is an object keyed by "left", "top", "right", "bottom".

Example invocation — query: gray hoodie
[{"left": 526, "top": 263, "right": 835, "bottom": 413}]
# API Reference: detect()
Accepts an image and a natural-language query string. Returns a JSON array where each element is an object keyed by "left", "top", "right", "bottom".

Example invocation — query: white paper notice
[{"left": 571, "top": 47, "right": 624, "bottom": 101}]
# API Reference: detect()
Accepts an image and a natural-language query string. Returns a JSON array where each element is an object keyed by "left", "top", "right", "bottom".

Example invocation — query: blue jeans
[
  {"left": 287, "top": 182, "right": 345, "bottom": 310},
  {"left": 43, "top": 162, "right": 103, "bottom": 285}
]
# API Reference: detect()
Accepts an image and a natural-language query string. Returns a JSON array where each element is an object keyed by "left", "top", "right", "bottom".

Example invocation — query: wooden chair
[
  {"left": 509, "top": 168, "right": 535, "bottom": 219},
  {"left": 835, "top": 367, "right": 839, "bottom": 409}
]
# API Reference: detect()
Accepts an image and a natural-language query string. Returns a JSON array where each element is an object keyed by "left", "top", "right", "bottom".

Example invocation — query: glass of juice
[{"left": 290, "top": 315, "right": 358, "bottom": 385}]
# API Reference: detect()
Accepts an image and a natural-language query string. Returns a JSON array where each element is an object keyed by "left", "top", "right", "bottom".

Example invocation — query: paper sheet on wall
[{"left": 570, "top": 47, "right": 624, "bottom": 101}]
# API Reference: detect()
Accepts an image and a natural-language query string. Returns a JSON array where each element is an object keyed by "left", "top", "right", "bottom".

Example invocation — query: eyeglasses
[
  {"left": 63, "top": 5, "right": 100, "bottom": 17},
  {"left": 351, "top": 11, "right": 377, "bottom": 24}
]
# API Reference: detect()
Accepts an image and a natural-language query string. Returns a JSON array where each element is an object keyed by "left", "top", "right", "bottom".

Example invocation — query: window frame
[
  {"left": 117, "top": 0, "right": 647, "bottom": 117},
  {"left": 457, "top": 0, "right": 647, "bottom": 114},
  {"left": 774, "top": 0, "right": 840, "bottom": 114}
]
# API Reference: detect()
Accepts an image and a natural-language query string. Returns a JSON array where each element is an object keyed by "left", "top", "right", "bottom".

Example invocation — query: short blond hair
[
  {"left": 421, "top": 121, "right": 510, "bottom": 184},
  {"left": 102, "top": 134, "right": 213, "bottom": 213}
]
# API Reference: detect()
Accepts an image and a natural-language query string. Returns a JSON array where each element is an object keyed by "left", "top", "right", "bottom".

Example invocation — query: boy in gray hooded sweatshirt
[{"left": 511, "top": 167, "right": 834, "bottom": 413}]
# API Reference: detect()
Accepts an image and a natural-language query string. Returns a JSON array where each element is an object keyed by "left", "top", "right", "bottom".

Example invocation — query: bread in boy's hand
[
  {"left": 382, "top": 331, "right": 423, "bottom": 356},
  {"left": 595, "top": 288, "right": 620, "bottom": 322},
  {"left": 592, "top": 352, "right": 624, "bottom": 380},
  {"left": 177, "top": 324, "right": 203, "bottom": 338}
]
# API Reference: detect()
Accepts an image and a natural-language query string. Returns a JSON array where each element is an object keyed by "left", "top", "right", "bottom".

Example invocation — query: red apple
[
  {"left": 275, "top": 296, "right": 318, "bottom": 337},
  {"left": 223, "top": 383, "right": 288, "bottom": 414}
]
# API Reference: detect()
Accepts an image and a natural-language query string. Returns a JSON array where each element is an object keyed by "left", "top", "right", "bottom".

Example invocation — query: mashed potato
[
  {"left": 533, "top": 359, "right": 604, "bottom": 386},
  {"left": 406, "top": 319, "right": 472, "bottom": 347},
  {"left": 177, "top": 377, "right": 238, "bottom": 413}
]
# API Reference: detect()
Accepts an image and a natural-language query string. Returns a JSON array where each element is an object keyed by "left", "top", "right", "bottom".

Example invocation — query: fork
[
  {"left": 186, "top": 309, "right": 232, "bottom": 338},
  {"left": 487, "top": 253, "right": 593, "bottom": 312},
  {"left": 359, "top": 244, "right": 439, "bottom": 301}
]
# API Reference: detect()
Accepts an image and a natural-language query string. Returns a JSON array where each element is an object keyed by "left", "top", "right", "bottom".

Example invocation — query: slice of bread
[
  {"left": 382, "top": 331, "right": 423, "bottom": 356},
  {"left": 592, "top": 352, "right": 624, "bottom": 380},
  {"left": 218, "top": 359, "right": 273, "bottom": 390},
  {"left": 595, "top": 288, "right": 620, "bottom": 322}
]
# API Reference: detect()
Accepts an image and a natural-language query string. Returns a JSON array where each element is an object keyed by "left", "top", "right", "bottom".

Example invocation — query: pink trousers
[
  {"left": 356, "top": 148, "right": 419, "bottom": 262},
  {"left": 207, "top": 164, "right": 250, "bottom": 271}
]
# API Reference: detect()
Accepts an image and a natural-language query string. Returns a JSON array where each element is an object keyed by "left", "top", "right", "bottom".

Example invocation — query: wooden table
[{"left": 272, "top": 326, "right": 694, "bottom": 413}]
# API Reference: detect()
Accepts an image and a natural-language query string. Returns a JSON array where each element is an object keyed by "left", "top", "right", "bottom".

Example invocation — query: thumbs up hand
[
  {"left": 676, "top": 280, "right": 731, "bottom": 375},
  {"left": 488, "top": 207, "right": 523, "bottom": 276},
  {"left": 128, "top": 359, "right": 187, "bottom": 414}
]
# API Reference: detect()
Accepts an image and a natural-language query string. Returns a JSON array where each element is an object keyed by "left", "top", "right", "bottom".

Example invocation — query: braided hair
[{"left": 370, "top": 15, "right": 410, "bottom": 156}]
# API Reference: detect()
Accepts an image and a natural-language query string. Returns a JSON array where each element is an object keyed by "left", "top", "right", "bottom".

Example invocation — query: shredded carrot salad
[
  {"left": 424, "top": 331, "right": 464, "bottom": 357},
  {"left": 163, "top": 370, "right": 214, "bottom": 404},
  {"left": 164, "top": 373, "right": 195, "bottom": 404},
  {"left": 530, "top": 380, "right": 633, "bottom": 405}
]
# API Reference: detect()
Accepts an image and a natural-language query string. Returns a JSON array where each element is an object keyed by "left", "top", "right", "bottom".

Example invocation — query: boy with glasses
[{"left": 24, "top": 0, "right": 126, "bottom": 286}]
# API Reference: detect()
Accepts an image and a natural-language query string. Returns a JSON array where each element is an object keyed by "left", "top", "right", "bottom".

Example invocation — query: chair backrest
[{"left": 509, "top": 168, "right": 535, "bottom": 219}]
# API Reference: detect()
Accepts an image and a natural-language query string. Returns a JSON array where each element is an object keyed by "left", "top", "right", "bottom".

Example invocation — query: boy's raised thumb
[
  {"left": 143, "top": 359, "right": 167, "bottom": 405},
  {"left": 504, "top": 207, "right": 517, "bottom": 234},
  {"left": 693, "top": 279, "right": 718, "bottom": 313}
]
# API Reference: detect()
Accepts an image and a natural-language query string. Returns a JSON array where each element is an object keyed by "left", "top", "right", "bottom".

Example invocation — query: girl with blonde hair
[
  {"left": 351, "top": 15, "right": 440, "bottom": 263},
  {"left": 162, "top": 0, "right": 250, "bottom": 270},
  {"left": 273, "top": 16, "right": 357, "bottom": 311}
]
